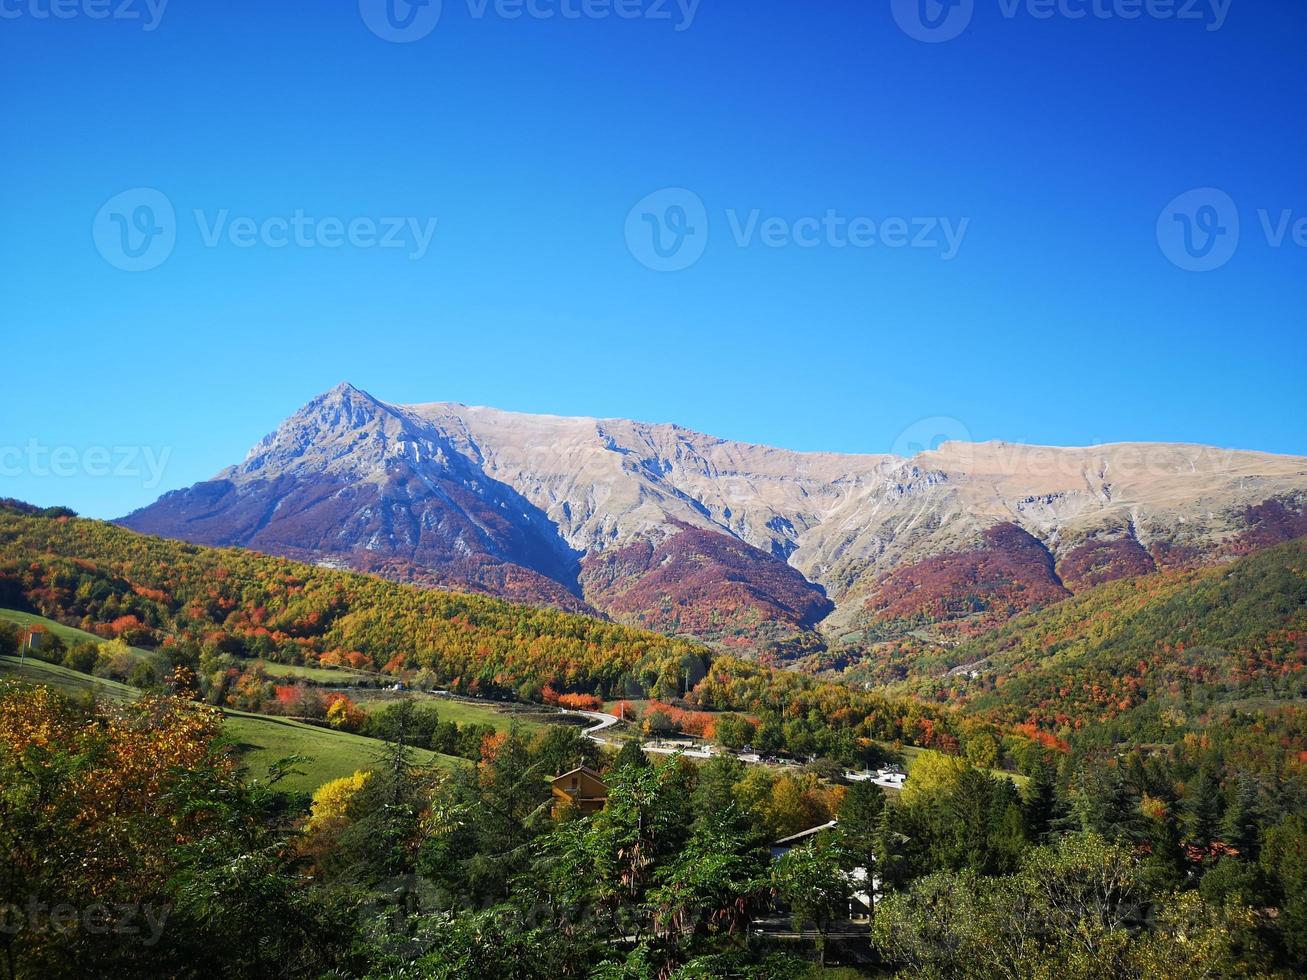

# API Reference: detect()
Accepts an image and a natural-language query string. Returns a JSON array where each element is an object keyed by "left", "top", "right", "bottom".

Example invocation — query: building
[
  {"left": 844, "top": 767, "right": 907, "bottom": 790},
  {"left": 20, "top": 625, "right": 48, "bottom": 651},
  {"left": 769, "top": 819, "right": 897, "bottom": 921},
  {"left": 550, "top": 766, "right": 609, "bottom": 816}
]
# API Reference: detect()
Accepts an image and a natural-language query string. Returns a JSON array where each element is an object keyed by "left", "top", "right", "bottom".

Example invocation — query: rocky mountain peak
[{"left": 121, "top": 387, "right": 1307, "bottom": 651}]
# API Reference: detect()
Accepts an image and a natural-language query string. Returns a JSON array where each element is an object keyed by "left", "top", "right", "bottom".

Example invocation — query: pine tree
[
  {"left": 1022, "top": 759, "right": 1058, "bottom": 842},
  {"left": 1220, "top": 774, "right": 1263, "bottom": 860},
  {"left": 613, "top": 736, "right": 649, "bottom": 773},
  {"left": 873, "top": 803, "right": 907, "bottom": 895},
  {"left": 1184, "top": 766, "right": 1224, "bottom": 852},
  {"left": 837, "top": 780, "right": 885, "bottom": 873}
]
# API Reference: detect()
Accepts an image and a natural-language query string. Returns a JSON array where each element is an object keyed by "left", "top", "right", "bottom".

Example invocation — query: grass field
[
  {"left": 0, "top": 608, "right": 153, "bottom": 658},
  {"left": 353, "top": 689, "right": 554, "bottom": 733},
  {"left": 0, "top": 655, "right": 460, "bottom": 793},
  {"left": 254, "top": 660, "right": 372, "bottom": 684},
  {"left": 0, "top": 654, "right": 139, "bottom": 701},
  {"left": 222, "top": 710, "right": 458, "bottom": 793}
]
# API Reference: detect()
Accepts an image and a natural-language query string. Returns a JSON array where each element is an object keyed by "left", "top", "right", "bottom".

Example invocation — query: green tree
[
  {"left": 612, "top": 736, "right": 649, "bottom": 773},
  {"left": 1183, "top": 765, "right": 1224, "bottom": 852},
  {"left": 773, "top": 837, "right": 854, "bottom": 967},
  {"left": 691, "top": 754, "right": 747, "bottom": 830},
  {"left": 836, "top": 780, "right": 884, "bottom": 872},
  {"left": 1022, "top": 758, "right": 1058, "bottom": 842},
  {"left": 1219, "top": 774, "right": 1263, "bottom": 860},
  {"left": 713, "top": 713, "right": 756, "bottom": 750},
  {"left": 647, "top": 807, "right": 768, "bottom": 970},
  {"left": 1261, "top": 813, "right": 1307, "bottom": 969}
]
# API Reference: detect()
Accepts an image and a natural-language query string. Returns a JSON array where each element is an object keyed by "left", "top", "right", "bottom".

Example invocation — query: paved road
[{"left": 571, "top": 709, "right": 620, "bottom": 742}]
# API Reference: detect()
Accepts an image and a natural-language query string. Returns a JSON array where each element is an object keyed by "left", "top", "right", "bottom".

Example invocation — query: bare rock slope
[{"left": 120, "top": 383, "right": 1307, "bottom": 649}]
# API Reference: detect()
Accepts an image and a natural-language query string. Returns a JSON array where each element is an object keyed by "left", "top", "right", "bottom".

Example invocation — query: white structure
[
  {"left": 844, "top": 767, "right": 908, "bottom": 790},
  {"left": 769, "top": 820, "right": 873, "bottom": 920}
]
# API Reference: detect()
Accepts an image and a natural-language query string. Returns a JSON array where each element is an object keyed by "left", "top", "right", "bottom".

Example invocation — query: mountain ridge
[{"left": 119, "top": 383, "right": 1307, "bottom": 651}]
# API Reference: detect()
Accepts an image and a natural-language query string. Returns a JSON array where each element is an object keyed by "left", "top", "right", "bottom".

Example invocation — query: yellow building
[{"left": 551, "top": 766, "right": 609, "bottom": 816}]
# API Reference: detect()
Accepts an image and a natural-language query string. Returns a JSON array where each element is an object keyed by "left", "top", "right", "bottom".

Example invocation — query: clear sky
[{"left": 1, "top": 0, "right": 1303, "bottom": 519}]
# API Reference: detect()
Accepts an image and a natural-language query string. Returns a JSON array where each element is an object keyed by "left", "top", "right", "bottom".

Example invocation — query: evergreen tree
[
  {"left": 873, "top": 803, "right": 908, "bottom": 895},
  {"left": 1220, "top": 774, "right": 1263, "bottom": 860},
  {"left": 1022, "top": 759, "right": 1058, "bottom": 842},
  {"left": 691, "top": 754, "right": 747, "bottom": 831},
  {"left": 837, "top": 779, "right": 885, "bottom": 871},
  {"left": 612, "top": 736, "right": 649, "bottom": 772},
  {"left": 985, "top": 777, "right": 1028, "bottom": 874},
  {"left": 1184, "top": 766, "right": 1224, "bottom": 852}
]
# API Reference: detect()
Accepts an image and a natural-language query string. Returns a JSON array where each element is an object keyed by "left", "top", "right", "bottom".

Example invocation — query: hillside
[
  {"left": 0, "top": 654, "right": 452, "bottom": 792},
  {"left": 119, "top": 383, "right": 1307, "bottom": 652},
  {"left": 0, "top": 504, "right": 966, "bottom": 757},
  {"left": 0, "top": 504, "right": 707, "bottom": 703},
  {"left": 845, "top": 538, "right": 1307, "bottom": 746}
]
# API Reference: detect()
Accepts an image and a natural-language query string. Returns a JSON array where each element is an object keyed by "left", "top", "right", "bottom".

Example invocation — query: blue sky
[{"left": 1, "top": 0, "right": 1303, "bottom": 519}]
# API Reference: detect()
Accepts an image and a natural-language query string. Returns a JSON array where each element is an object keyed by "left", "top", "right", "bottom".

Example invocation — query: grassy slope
[
  {"left": 0, "top": 654, "right": 138, "bottom": 701},
  {"left": 351, "top": 689, "right": 553, "bottom": 732},
  {"left": 0, "top": 656, "right": 458, "bottom": 794},
  {"left": 0, "top": 608, "right": 153, "bottom": 659},
  {"left": 254, "top": 660, "right": 372, "bottom": 684},
  {"left": 222, "top": 710, "right": 455, "bottom": 793}
]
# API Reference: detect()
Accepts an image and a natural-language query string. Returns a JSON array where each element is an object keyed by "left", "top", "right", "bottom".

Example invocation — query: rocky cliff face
[{"left": 120, "top": 383, "right": 1307, "bottom": 650}]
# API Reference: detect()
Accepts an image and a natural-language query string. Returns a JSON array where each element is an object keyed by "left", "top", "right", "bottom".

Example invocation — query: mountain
[
  {"left": 911, "top": 536, "right": 1307, "bottom": 739},
  {"left": 120, "top": 383, "right": 1307, "bottom": 651}
]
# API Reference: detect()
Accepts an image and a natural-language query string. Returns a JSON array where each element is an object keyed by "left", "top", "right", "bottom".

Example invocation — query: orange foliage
[
  {"left": 645, "top": 700, "right": 717, "bottom": 738},
  {"left": 557, "top": 692, "right": 602, "bottom": 711}
]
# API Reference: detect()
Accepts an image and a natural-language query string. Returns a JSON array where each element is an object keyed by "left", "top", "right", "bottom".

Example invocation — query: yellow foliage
[
  {"left": 308, "top": 769, "right": 371, "bottom": 832},
  {"left": 900, "top": 750, "right": 968, "bottom": 807}
]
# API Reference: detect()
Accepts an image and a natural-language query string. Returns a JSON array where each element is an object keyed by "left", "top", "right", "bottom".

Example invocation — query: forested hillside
[
  {"left": 3, "top": 503, "right": 1307, "bottom": 976},
  {"left": 928, "top": 540, "right": 1306, "bottom": 728},
  {"left": 822, "top": 538, "right": 1307, "bottom": 788},
  {"left": 0, "top": 503, "right": 704, "bottom": 701},
  {"left": 0, "top": 504, "right": 956, "bottom": 756}
]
